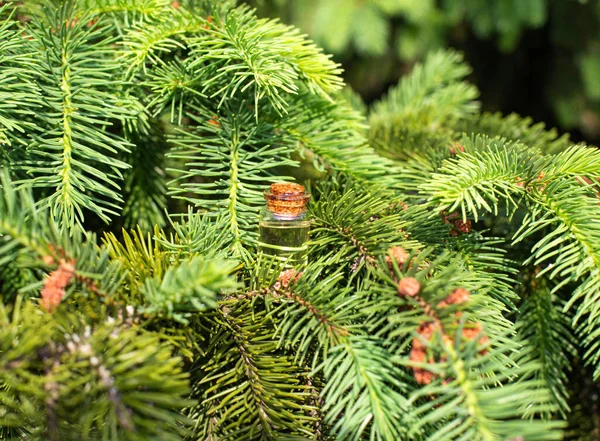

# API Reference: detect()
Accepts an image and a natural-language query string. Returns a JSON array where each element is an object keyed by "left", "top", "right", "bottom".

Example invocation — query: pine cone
[
  {"left": 439, "top": 288, "right": 470, "bottom": 308},
  {"left": 386, "top": 246, "right": 409, "bottom": 269},
  {"left": 398, "top": 277, "right": 420, "bottom": 297}
]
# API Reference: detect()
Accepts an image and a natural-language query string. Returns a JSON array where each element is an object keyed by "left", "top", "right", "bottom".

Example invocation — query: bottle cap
[{"left": 264, "top": 183, "right": 310, "bottom": 218}]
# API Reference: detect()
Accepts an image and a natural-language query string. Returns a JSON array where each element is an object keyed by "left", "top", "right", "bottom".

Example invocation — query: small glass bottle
[{"left": 258, "top": 183, "right": 311, "bottom": 265}]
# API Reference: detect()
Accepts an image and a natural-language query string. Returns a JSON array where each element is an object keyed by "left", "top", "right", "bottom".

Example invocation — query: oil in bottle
[{"left": 258, "top": 183, "right": 310, "bottom": 265}]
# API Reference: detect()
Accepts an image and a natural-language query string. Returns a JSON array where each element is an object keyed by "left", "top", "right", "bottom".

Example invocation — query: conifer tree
[{"left": 0, "top": 1, "right": 599, "bottom": 440}]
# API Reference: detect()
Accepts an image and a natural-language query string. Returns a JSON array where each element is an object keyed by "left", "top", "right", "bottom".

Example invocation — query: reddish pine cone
[
  {"left": 449, "top": 143, "right": 465, "bottom": 155},
  {"left": 41, "top": 259, "right": 75, "bottom": 312},
  {"left": 386, "top": 246, "right": 409, "bottom": 268},
  {"left": 454, "top": 219, "right": 472, "bottom": 234},
  {"left": 277, "top": 268, "right": 302, "bottom": 289},
  {"left": 439, "top": 288, "right": 470, "bottom": 308},
  {"left": 397, "top": 277, "right": 420, "bottom": 297}
]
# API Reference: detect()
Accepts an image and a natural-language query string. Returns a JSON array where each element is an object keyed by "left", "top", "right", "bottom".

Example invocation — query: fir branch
[
  {"left": 0, "top": 300, "right": 191, "bottom": 440},
  {"left": 187, "top": 5, "right": 344, "bottom": 115},
  {"left": 143, "top": 59, "right": 207, "bottom": 124},
  {"left": 422, "top": 135, "right": 539, "bottom": 221},
  {"left": 77, "top": 0, "right": 172, "bottom": 21},
  {"left": 421, "top": 134, "right": 600, "bottom": 377},
  {"left": 369, "top": 49, "right": 479, "bottom": 160},
  {"left": 156, "top": 209, "right": 235, "bottom": 260},
  {"left": 121, "top": 122, "right": 170, "bottom": 230},
  {"left": 103, "top": 227, "right": 170, "bottom": 298},
  {"left": 514, "top": 179, "right": 600, "bottom": 378},
  {"left": 264, "top": 264, "right": 356, "bottom": 366},
  {"left": 407, "top": 332, "right": 564, "bottom": 441},
  {"left": 24, "top": 5, "right": 136, "bottom": 228},
  {"left": 120, "top": 9, "right": 206, "bottom": 74},
  {"left": 0, "top": 5, "right": 42, "bottom": 165},
  {"left": 282, "top": 93, "right": 403, "bottom": 189},
  {"left": 321, "top": 336, "right": 410, "bottom": 441},
  {"left": 140, "top": 256, "right": 238, "bottom": 323},
  {"left": 189, "top": 300, "right": 317, "bottom": 440},
  {"left": 372, "top": 50, "right": 478, "bottom": 121},
  {"left": 0, "top": 172, "right": 53, "bottom": 265},
  {"left": 167, "top": 101, "right": 297, "bottom": 258},
  {"left": 309, "top": 182, "right": 418, "bottom": 275},
  {"left": 516, "top": 277, "right": 577, "bottom": 417},
  {"left": 456, "top": 111, "right": 572, "bottom": 155}
]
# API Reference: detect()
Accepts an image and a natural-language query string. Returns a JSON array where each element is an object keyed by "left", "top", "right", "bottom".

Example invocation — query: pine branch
[
  {"left": 120, "top": 9, "right": 206, "bottom": 75},
  {"left": 421, "top": 134, "right": 600, "bottom": 378},
  {"left": 156, "top": 209, "right": 236, "bottom": 260},
  {"left": 121, "top": 122, "right": 170, "bottom": 230},
  {"left": 370, "top": 49, "right": 479, "bottom": 152},
  {"left": 23, "top": 5, "right": 136, "bottom": 228},
  {"left": 103, "top": 227, "right": 171, "bottom": 299},
  {"left": 186, "top": 5, "right": 344, "bottom": 116},
  {"left": 456, "top": 111, "right": 572, "bottom": 154},
  {"left": 321, "top": 336, "right": 411, "bottom": 441},
  {"left": 189, "top": 299, "right": 317, "bottom": 440},
  {"left": 77, "top": 0, "right": 172, "bottom": 22},
  {"left": 167, "top": 101, "right": 297, "bottom": 258},
  {"left": 309, "top": 182, "right": 419, "bottom": 276},
  {"left": 140, "top": 256, "right": 238, "bottom": 323},
  {"left": 407, "top": 333, "right": 564, "bottom": 441},
  {"left": 261, "top": 262, "right": 355, "bottom": 366},
  {"left": 516, "top": 277, "right": 577, "bottom": 417},
  {"left": 282, "top": 93, "right": 403, "bottom": 189},
  {"left": 0, "top": 299, "right": 192, "bottom": 440},
  {"left": 0, "top": 5, "right": 42, "bottom": 168},
  {"left": 422, "top": 135, "right": 537, "bottom": 221}
]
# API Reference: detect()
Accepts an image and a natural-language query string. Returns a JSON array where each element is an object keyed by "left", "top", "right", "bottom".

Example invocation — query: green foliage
[
  {"left": 516, "top": 277, "right": 577, "bottom": 417},
  {"left": 140, "top": 256, "right": 238, "bottom": 323},
  {"left": 0, "top": 299, "right": 191, "bottom": 441},
  {"left": 188, "top": 298, "right": 316, "bottom": 440},
  {"left": 0, "top": 5, "right": 40, "bottom": 163},
  {"left": 25, "top": 5, "right": 137, "bottom": 228},
  {"left": 1, "top": 1, "right": 600, "bottom": 440}
]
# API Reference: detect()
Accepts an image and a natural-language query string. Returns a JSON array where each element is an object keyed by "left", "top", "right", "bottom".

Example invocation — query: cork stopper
[{"left": 264, "top": 183, "right": 310, "bottom": 218}]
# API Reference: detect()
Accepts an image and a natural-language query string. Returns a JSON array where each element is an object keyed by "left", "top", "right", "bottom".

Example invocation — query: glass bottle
[{"left": 258, "top": 183, "right": 311, "bottom": 265}]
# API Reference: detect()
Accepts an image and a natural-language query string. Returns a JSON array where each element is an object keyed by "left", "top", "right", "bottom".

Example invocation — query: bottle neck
[{"left": 267, "top": 208, "right": 307, "bottom": 221}]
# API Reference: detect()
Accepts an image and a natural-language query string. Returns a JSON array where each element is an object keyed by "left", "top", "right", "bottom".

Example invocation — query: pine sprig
[
  {"left": 422, "top": 135, "right": 537, "bottom": 221},
  {"left": 516, "top": 277, "right": 577, "bottom": 417},
  {"left": 140, "top": 256, "right": 237, "bottom": 323},
  {"left": 121, "top": 122, "right": 170, "bottom": 230},
  {"left": 24, "top": 5, "right": 136, "bottom": 227},
  {"left": 282, "top": 93, "right": 402, "bottom": 188},
  {"left": 120, "top": 9, "right": 206, "bottom": 75},
  {"left": 186, "top": 5, "right": 344, "bottom": 115},
  {"left": 407, "top": 334, "right": 564, "bottom": 441},
  {"left": 0, "top": 299, "right": 192, "bottom": 441},
  {"left": 167, "top": 102, "right": 297, "bottom": 258},
  {"left": 370, "top": 50, "right": 479, "bottom": 149},
  {"left": 77, "top": 0, "right": 172, "bottom": 22},
  {"left": 321, "top": 336, "right": 410, "bottom": 441},
  {"left": 456, "top": 111, "right": 572, "bottom": 154},
  {"left": 0, "top": 6, "right": 42, "bottom": 163},
  {"left": 189, "top": 299, "right": 316, "bottom": 440},
  {"left": 309, "top": 182, "right": 418, "bottom": 275}
]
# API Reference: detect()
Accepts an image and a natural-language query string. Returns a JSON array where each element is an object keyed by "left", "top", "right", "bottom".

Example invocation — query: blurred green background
[{"left": 244, "top": 0, "right": 600, "bottom": 144}]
